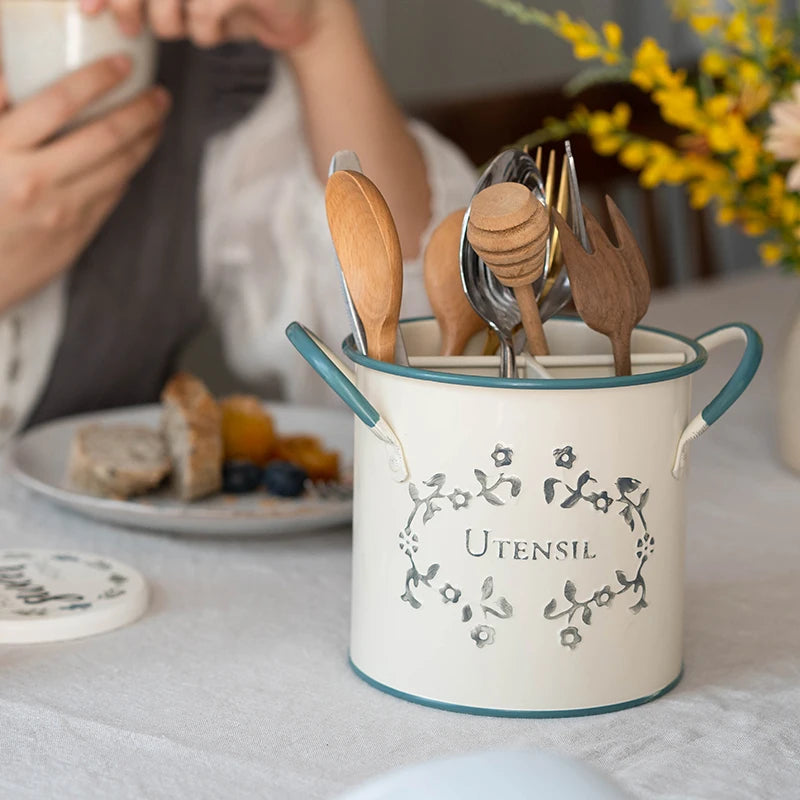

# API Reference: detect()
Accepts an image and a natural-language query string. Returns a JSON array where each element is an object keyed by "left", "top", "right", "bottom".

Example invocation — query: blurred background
[{"left": 182, "top": 0, "right": 768, "bottom": 391}]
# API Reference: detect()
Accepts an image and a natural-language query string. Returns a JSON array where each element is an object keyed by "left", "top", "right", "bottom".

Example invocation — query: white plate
[{"left": 9, "top": 404, "right": 353, "bottom": 536}]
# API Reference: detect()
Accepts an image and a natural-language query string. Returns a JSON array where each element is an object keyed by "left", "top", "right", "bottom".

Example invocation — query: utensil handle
[
  {"left": 672, "top": 323, "right": 762, "bottom": 478},
  {"left": 285, "top": 322, "right": 408, "bottom": 482}
]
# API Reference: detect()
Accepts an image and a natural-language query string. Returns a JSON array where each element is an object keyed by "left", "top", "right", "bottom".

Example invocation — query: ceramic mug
[
  {"left": 0, "top": 0, "right": 157, "bottom": 124},
  {"left": 288, "top": 317, "right": 762, "bottom": 717}
]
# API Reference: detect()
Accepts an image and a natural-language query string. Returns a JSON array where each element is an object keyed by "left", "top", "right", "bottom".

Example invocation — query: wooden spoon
[
  {"left": 325, "top": 170, "right": 404, "bottom": 363},
  {"left": 424, "top": 208, "right": 485, "bottom": 356},
  {"left": 552, "top": 195, "right": 651, "bottom": 376},
  {"left": 467, "top": 182, "right": 550, "bottom": 356}
]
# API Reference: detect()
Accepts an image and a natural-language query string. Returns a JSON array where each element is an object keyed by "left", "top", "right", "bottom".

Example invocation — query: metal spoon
[{"left": 460, "top": 150, "right": 548, "bottom": 377}]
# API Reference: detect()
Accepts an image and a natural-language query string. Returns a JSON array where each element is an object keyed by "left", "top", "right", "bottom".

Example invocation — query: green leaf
[{"left": 564, "top": 64, "right": 632, "bottom": 97}]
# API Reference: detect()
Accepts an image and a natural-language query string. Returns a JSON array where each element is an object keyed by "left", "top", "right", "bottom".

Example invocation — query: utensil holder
[{"left": 287, "top": 317, "right": 761, "bottom": 716}]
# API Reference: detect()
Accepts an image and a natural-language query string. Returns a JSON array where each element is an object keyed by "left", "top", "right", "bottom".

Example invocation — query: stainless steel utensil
[{"left": 460, "top": 149, "right": 548, "bottom": 377}]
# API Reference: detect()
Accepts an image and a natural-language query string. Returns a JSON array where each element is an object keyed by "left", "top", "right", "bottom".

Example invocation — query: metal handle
[
  {"left": 285, "top": 322, "right": 408, "bottom": 482},
  {"left": 672, "top": 323, "right": 762, "bottom": 478}
]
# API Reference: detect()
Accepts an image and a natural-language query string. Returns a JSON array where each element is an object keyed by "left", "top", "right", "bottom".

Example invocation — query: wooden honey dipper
[{"left": 467, "top": 182, "right": 550, "bottom": 356}]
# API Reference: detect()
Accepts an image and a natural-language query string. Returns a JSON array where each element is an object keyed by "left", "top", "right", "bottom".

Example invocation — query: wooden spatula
[
  {"left": 424, "top": 208, "right": 485, "bottom": 356},
  {"left": 552, "top": 195, "right": 651, "bottom": 376},
  {"left": 325, "top": 170, "right": 404, "bottom": 363},
  {"left": 467, "top": 182, "right": 550, "bottom": 356}
]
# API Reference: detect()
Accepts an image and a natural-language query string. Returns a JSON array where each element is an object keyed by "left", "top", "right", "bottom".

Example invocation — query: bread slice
[
  {"left": 161, "top": 372, "right": 223, "bottom": 501},
  {"left": 68, "top": 424, "right": 170, "bottom": 500}
]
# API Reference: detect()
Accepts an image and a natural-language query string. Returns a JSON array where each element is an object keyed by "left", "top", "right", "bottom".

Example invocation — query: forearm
[{"left": 286, "top": 0, "right": 430, "bottom": 259}]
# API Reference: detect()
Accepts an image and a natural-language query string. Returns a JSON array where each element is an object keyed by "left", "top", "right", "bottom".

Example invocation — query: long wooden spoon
[
  {"left": 467, "top": 182, "right": 550, "bottom": 356},
  {"left": 424, "top": 208, "right": 485, "bottom": 356},
  {"left": 325, "top": 170, "right": 404, "bottom": 363},
  {"left": 552, "top": 195, "right": 651, "bottom": 376}
]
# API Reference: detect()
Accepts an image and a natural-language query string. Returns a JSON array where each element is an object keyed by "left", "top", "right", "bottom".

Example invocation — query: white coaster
[{"left": 0, "top": 549, "right": 148, "bottom": 644}]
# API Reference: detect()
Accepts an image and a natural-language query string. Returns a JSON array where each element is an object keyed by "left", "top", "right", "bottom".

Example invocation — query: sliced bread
[
  {"left": 68, "top": 424, "right": 170, "bottom": 500},
  {"left": 161, "top": 372, "right": 223, "bottom": 501}
]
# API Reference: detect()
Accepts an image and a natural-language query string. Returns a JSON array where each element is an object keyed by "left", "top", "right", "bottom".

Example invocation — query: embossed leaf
[
  {"left": 616, "top": 569, "right": 629, "bottom": 586},
  {"left": 474, "top": 469, "right": 488, "bottom": 489},
  {"left": 462, "top": 605, "right": 473, "bottom": 622},
  {"left": 422, "top": 502, "right": 440, "bottom": 524},
  {"left": 576, "top": 471, "right": 594, "bottom": 490},
  {"left": 544, "top": 598, "right": 557, "bottom": 617},
  {"left": 564, "top": 580, "right": 576, "bottom": 602},
  {"left": 424, "top": 473, "right": 446, "bottom": 488},
  {"left": 544, "top": 478, "right": 558, "bottom": 504},
  {"left": 408, "top": 483, "right": 420, "bottom": 502},
  {"left": 425, "top": 564, "right": 440, "bottom": 582},
  {"left": 619, "top": 504, "right": 634, "bottom": 530},
  {"left": 639, "top": 488, "right": 650, "bottom": 510},
  {"left": 582, "top": 605, "right": 592, "bottom": 625},
  {"left": 631, "top": 597, "right": 648, "bottom": 614},
  {"left": 561, "top": 490, "right": 582, "bottom": 509},
  {"left": 482, "top": 491, "right": 503, "bottom": 506},
  {"left": 498, "top": 597, "right": 513, "bottom": 617},
  {"left": 481, "top": 576, "right": 494, "bottom": 600},
  {"left": 507, "top": 476, "right": 522, "bottom": 497},
  {"left": 401, "top": 590, "right": 421, "bottom": 609}
]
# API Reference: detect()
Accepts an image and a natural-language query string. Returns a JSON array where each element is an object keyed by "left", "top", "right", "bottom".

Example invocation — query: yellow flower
[
  {"left": 574, "top": 41, "right": 602, "bottom": 60},
  {"left": 760, "top": 242, "right": 783, "bottom": 265},
  {"left": 689, "top": 14, "right": 721, "bottom": 34},
  {"left": 654, "top": 85, "right": 702, "bottom": 129},
  {"left": 717, "top": 206, "right": 737, "bottom": 225},
  {"left": 631, "top": 37, "right": 674, "bottom": 91},
  {"left": 620, "top": 141, "right": 649, "bottom": 169},
  {"left": 737, "top": 60, "right": 762, "bottom": 85},
  {"left": 612, "top": 102, "right": 631, "bottom": 128},
  {"left": 602, "top": 21, "right": 623, "bottom": 50},
  {"left": 700, "top": 50, "right": 728, "bottom": 77}
]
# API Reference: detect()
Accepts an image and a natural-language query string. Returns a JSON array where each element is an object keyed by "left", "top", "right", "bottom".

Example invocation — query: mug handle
[
  {"left": 285, "top": 322, "right": 409, "bottom": 482},
  {"left": 672, "top": 322, "right": 763, "bottom": 478}
]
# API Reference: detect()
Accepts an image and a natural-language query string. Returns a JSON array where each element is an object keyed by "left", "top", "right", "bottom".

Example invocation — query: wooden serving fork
[{"left": 552, "top": 196, "right": 651, "bottom": 376}]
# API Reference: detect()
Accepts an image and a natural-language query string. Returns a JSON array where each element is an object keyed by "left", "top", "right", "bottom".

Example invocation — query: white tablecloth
[{"left": 1, "top": 269, "right": 798, "bottom": 800}]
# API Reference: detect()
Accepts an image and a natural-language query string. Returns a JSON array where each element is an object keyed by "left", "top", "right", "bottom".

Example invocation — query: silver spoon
[{"left": 460, "top": 150, "right": 548, "bottom": 377}]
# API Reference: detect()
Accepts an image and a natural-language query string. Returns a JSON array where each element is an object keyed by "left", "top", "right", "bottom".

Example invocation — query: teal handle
[
  {"left": 286, "top": 322, "right": 379, "bottom": 428},
  {"left": 697, "top": 323, "right": 763, "bottom": 426}
]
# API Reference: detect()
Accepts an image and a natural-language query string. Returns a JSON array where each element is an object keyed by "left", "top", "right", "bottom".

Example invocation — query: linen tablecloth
[{"left": 1, "top": 269, "right": 798, "bottom": 799}]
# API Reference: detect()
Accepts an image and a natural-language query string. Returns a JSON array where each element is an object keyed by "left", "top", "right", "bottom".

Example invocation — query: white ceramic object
[
  {"left": 288, "top": 317, "right": 761, "bottom": 716},
  {"left": 0, "top": 549, "right": 147, "bottom": 643},
  {"left": 10, "top": 403, "right": 353, "bottom": 536},
  {"left": 0, "top": 1, "right": 157, "bottom": 124}
]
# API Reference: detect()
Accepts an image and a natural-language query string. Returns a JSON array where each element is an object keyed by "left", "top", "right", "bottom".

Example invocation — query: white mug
[{"left": 0, "top": 0, "right": 157, "bottom": 124}]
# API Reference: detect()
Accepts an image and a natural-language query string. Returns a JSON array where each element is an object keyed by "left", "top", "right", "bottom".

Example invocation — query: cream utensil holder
[{"left": 288, "top": 317, "right": 761, "bottom": 716}]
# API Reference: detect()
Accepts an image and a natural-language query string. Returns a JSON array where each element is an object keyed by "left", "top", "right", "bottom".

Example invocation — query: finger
[
  {"left": 185, "top": 0, "right": 228, "bottom": 47},
  {"left": 148, "top": 0, "right": 186, "bottom": 39},
  {"left": 0, "top": 56, "right": 132, "bottom": 149},
  {"left": 40, "top": 87, "right": 171, "bottom": 183},
  {"left": 108, "top": 0, "right": 146, "bottom": 36},
  {"left": 66, "top": 125, "right": 162, "bottom": 202}
]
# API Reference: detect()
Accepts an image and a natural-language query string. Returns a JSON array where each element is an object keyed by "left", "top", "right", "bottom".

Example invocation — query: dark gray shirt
[{"left": 28, "top": 42, "right": 273, "bottom": 426}]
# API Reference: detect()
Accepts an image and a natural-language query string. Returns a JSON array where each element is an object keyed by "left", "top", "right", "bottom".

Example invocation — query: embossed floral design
[
  {"left": 447, "top": 489, "right": 472, "bottom": 510},
  {"left": 470, "top": 624, "right": 496, "bottom": 648},
  {"left": 491, "top": 444, "right": 513, "bottom": 468},
  {"left": 592, "top": 586, "right": 615, "bottom": 607},
  {"left": 588, "top": 490, "right": 612, "bottom": 513},
  {"left": 560, "top": 627, "right": 582, "bottom": 650},
  {"left": 553, "top": 445, "right": 576, "bottom": 469},
  {"left": 398, "top": 530, "right": 419, "bottom": 556},
  {"left": 440, "top": 583, "right": 462, "bottom": 604},
  {"left": 636, "top": 532, "right": 656, "bottom": 560},
  {"left": 543, "top": 447, "right": 655, "bottom": 647}
]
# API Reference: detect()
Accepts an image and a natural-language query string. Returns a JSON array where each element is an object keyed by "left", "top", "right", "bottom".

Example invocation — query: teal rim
[
  {"left": 342, "top": 316, "right": 707, "bottom": 390},
  {"left": 350, "top": 657, "right": 684, "bottom": 718}
]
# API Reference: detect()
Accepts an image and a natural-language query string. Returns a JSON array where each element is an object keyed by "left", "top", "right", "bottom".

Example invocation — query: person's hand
[
  {"left": 0, "top": 56, "right": 170, "bottom": 310},
  {"left": 78, "top": 0, "right": 187, "bottom": 39},
  {"left": 79, "top": 0, "right": 322, "bottom": 51},
  {"left": 185, "top": 0, "right": 319, "bottom": 50}
]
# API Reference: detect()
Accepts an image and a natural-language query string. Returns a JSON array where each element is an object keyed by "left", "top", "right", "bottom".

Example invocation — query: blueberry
[
  {"left": 263, "top": 461, "right": 308, "bottom": 498},
  {"left": 222, "top": 460, "right": 263, "bottom": 494}
]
